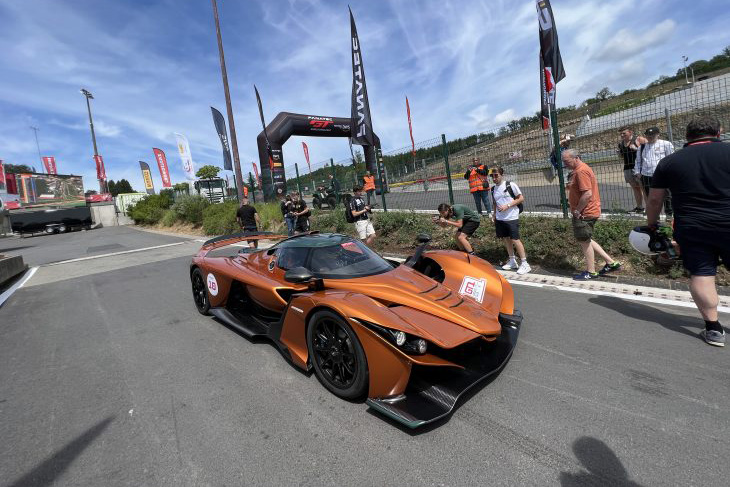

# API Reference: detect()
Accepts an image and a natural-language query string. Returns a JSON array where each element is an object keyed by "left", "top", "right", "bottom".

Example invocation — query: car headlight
[{"left": 351, "top": 318, "right": 428, "bottom": 355}]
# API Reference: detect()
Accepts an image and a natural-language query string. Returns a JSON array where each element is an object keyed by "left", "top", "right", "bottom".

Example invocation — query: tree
[
  {"left": 173, "top": 182, "right": 190, "bottom": 192},
  {"left": 3, "top": 164, "right": 33, "bottom": 174},
  {"left": 595, "top": 87, "right": 615, "bottom": 100},
  {"left": 723, "top": 46, "right": 730, "bottom": 59},
  {"left": 115, "top": 179, "right": 134, "bottom": 194},
  {"left": 107, "top": 180, "right": 118, "bottom": 196},
  {"left": 196, "top": 165, "right": 220, "bottom": 180}
]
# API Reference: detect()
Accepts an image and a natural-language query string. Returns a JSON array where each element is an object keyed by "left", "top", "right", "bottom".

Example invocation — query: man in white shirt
[
  {"left": 490, "top": 167, "right": 530, "bottom": 275},
  {"left": 633, "top": 127, "right": 675, "bottom": 218}
]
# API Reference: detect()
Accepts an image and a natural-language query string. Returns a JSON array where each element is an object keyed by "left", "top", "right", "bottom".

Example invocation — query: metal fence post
[
  {"left": 549, "top": 110, "right": 568, "bottom": 218},
  {"left": 294, "top": 163, "right": 303, "bottom": 196},
  {"left": 665, "top": 107, "right": 674, "bottom": 146},
  {"left": 441, "top": 134, "right": 455, "bottom": 206},
  {"left": 375, "top": 147, "right": 387, "bottom": 212},
  {"left": 329, "top": 158, "right": 338, "bottom": 202}
]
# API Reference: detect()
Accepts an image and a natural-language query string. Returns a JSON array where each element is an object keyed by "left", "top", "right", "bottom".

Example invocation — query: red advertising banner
[
  {"left": 42, "top": 156, "right": 57, "bottom": 175},
  {"left": 94, "top": 155, "right": 107, "bottom": 180},
  {"left": 406, "top": 96, "right": 416, "bottom": 157},
  {"left": 252, "top": 162, "right": 261, "bottom": 187},
  {"left": 152, "top": 148, "right": 172, "bottom": 188},
  {"left": 0, "top": 159, "right": 5, "bottom": 191},
  {"left": 302, "top": 142, "right": 311, "bottom": 172},
  {"left": 85, "top": 193, "right": 113, "bottom": 203}
]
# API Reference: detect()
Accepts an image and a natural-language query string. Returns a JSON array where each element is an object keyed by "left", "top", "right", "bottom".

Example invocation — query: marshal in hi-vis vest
[
  {"left": 467, "top": 166, "right": 488, "bottom": 193},
  {"left": 362, "top": 175, "right": 375, "bottom": 191}
]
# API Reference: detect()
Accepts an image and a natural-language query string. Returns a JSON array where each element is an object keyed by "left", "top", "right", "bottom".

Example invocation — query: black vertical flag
[
  {"left": 254, "top": 85, "right": 273, "bottom": 161},
  {"left": 211, "top": 107, "right": 233, "bottom": 171},
  {"left": 349, "top": 7, "right": 375, "bottom": 147},
  {"left": 537, "top": 0, "right": 565, "bottom": 125}
]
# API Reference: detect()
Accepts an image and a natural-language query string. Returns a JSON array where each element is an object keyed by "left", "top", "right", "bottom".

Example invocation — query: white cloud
[
  {"left": 594, "top": 19, "right": 676, "bottom": 61},
  {"left": 494, "top": 108, "right": 516, "bottom": 124}
]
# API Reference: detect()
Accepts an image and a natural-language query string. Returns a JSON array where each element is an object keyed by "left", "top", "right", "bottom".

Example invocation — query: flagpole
[
  {"left": 550, "top": 107, "right": 568, "bottom": 217},
  {"left": 211, "top": 0, "right": 244, "bottom": 203}
]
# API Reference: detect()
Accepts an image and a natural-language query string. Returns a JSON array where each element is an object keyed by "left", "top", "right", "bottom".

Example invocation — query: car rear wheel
[
  {"left": 191, "top": 268, "right": 210, "bottom": 315},
  {"left": 313, "top": 197, "right": 322, "bottom": 210},
  {"left": 307, "top": 310, "right": 368, "bottom": 399},
  {"left": 326, "top": 196, "right": 337, "bottom": 209}
]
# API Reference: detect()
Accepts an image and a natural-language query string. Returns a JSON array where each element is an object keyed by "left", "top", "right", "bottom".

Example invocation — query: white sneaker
[
  {"left": 516, "top": 262, "right": 531, "bottom": 275},
  {"left": 502, "top": 260, "right": 518, "bottom": 270}
]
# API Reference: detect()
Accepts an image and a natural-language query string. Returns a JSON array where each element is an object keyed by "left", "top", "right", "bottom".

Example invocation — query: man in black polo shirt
[
  {"left": 236, "top": 197, "right": 260, "bottom": 248},
  {"left": 647, "top": 116, "right": 730, "bottom": 347},
  {"left": 290, "top": 192, "right": 310, "bottom": 234}
]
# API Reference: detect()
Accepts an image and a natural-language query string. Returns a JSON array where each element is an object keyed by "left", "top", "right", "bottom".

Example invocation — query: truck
[
  {"left": 1, "top": 172, "right": 93, "bottom": 236},
  {"left": 194, "top": 178, "right": 228, "bottom": 203}
]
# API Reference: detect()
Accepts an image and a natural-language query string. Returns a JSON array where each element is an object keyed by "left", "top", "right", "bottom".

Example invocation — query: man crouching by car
[{"left": 434, "top": 203, "right": 479, "bottom": 255}]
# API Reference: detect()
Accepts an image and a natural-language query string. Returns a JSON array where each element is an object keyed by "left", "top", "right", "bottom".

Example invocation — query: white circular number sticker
[{"left": 206, "top": 273, "right": 219, "bottom": 296}]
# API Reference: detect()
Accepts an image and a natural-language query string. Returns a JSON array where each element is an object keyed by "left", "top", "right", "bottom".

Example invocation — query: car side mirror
[
  {"left": 284, "top": 267, "right": 314, "bottom": 283},
  {"left": 417, "top": 233, "right": 432, "bottom": 244}
]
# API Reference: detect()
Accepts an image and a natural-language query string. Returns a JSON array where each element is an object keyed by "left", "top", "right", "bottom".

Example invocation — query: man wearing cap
[
  {"left": 464, "top": 158, "right": 491, "bottom": 216},
  {"left": 633, "top": 127, "right": 675, "bottom": 218}
]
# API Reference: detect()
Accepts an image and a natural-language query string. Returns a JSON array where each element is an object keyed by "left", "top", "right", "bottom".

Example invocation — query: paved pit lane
[{"left": 1, "top": 227, "right": 728, "bottom": 486}]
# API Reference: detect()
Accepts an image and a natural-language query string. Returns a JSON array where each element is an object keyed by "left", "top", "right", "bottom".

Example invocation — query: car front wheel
[
  {"left": 307, "top": 310, "right": 368, "bottom": 399},
  {"left": 191, "top": 268, "right": 210, "bottom": 315}
]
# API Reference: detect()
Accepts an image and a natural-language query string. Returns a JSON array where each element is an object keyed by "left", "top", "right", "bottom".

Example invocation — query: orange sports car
[{"left": 190, "top": 231, "right": 522, "bottom": 428}]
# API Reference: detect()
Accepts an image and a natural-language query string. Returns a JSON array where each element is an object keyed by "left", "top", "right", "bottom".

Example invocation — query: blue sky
[{"left": 1, "top": 0, "right": 728, "bottom": 192}]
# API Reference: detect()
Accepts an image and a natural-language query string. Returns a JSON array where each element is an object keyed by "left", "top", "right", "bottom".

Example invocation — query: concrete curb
[{"left": 0, "top": 255, "right": 27, "bottom": 287}]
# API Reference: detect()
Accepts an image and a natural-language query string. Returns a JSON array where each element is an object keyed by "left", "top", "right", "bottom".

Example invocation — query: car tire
[
  {"left": 307, "top": 310, "right": 368, "bottom": 400},
  {"left": 326, "top": 196, "right": 337, "bottom": 209},
  {"left": 191, "top": 268, "right": 210, "bottom": 315},
  {"left": 313, "top": 197, "right": 322, "bottom": 210}
]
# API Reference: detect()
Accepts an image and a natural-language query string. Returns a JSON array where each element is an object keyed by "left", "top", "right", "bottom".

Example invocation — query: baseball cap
[{"left": 644, "top": 127, "right": 660, "bottom": 136}]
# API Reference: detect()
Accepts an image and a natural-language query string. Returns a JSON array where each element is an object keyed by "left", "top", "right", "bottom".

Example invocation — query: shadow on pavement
[
  {"left": 560, "top": 436, "right": 643, "bottom": 486},
  {"left": 6, "top": 416, "right": 115, "bottom": 487},
  {"left": 589, "top": 295, "right": 701, "bottom": 340}
]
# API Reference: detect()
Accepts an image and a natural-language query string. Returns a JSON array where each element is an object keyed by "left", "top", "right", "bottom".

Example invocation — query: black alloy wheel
[
  {"left": 307, "top": 310, "right": 368, "bottom": 399},
  {"left": 191, "top": 268, "right": 210, "bottom": 315}
]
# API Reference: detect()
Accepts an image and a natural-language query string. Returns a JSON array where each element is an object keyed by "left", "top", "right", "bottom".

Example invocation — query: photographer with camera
[
  {"left": 349, "top": 185, "right": 376, "bottom": 246},
  {"left": 434, "top": 203, "right": 480, "bottom": 255},
  {"left": 647, "top": 116, "right": 730, "bottom": 347}
]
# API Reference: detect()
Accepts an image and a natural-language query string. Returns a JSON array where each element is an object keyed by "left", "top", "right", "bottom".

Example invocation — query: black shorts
[
  {"left": 572, "top": 217, "right": 597, "bottom": 242},
  {"left": 243, "top": 226, "right": 258, "bottom": 243},
  {"left": 495, "top": 219, "right": 520, "bottom": 239},
  {"left": 457, "top": 219, "right": 480, "bottom": 237},
  {"left": 295, "top": 219, "right": 309, "bottom": 233},
  {"left": 674, "top": 229, "right": 730, "bottom": 277}
]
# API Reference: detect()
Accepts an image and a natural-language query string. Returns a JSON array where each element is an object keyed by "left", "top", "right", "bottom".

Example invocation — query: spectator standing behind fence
[
  {"left": 290, "top": 192, "right": 310, "bottom": 234},
  {"left": 280, "top": 194, "right": 295, "bottom": 236},
  {"left": 490, "top": 167, "right": 530, "bottom": 275},
  {"left": 464, "top": 158, "right": 492, "bottom": 216},
  {"left": 350, "top": 185, "right": 376, "bottom": 246},
  {"left": 633, "top": 127, "right": 675, "bottom": 220},
  {"left": 236, "top": 197, "right": 261, "bottom": 249},
  {"left": 562, "top": 149, "right": 622, "bottom": 280},
  {"left": 434, "top": 203, "right": 480, "bottom": 255},
  {"left": 647, "top": 117, "right": 729, "bottom": 347},
  {"left": 328, "top": 173, "right": 341, "bottom": 202},
  {"left": 617, "top": 127, "right": 647, "bottom": 213},
  {"left": 362, "top": 171, "right": 376, "bottom": 206}
]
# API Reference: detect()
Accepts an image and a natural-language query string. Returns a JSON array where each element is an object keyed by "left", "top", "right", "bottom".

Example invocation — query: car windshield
[{"left": 274, "top": 234, "right": 393, "bottom": 279}]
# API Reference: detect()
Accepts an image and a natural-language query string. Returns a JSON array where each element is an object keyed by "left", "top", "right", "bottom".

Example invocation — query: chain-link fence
[{"left": 281, "top": 72, "right": 730, "bottom": 215}]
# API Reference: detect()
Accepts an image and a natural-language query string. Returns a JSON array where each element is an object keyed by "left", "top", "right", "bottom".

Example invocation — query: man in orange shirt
[
  {"left": 362, "top": 171, "right": 376, "bottom": 206},
  {"left": 562, "top": 149, "right": 621, "bottom": 280}
]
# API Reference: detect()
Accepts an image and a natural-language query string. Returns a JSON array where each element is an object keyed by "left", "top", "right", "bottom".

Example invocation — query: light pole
[
  {"left": 80, "top": 88, "right": 105, "bottom": 193},
  {"left": 211, "top": 0, "right": 244, "bottom": 203},
  {"left": 30, "top": 126, "right": 42, "bottom": 169},
  {"left": 681, "top": 56, "right": 695, "bottom": 84}
]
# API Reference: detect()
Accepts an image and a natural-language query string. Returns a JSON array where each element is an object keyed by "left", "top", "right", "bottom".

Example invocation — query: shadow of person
[
  {"left": 560, "top": 436, "right": 643, "bottom": 486},
  {"left": 6, "top": 416, "right": 115, "bottom": 487},
  {"left": 589, "top": 295, "right": 701, "bottom": 340}
]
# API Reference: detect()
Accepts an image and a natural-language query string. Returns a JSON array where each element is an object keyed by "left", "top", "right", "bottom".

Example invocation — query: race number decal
[
  {"left": 206, "top": 273, "right": 219, "bottom": 296},
  {"left": 459, "top": 276, "right": 486, "bottom": 303}
]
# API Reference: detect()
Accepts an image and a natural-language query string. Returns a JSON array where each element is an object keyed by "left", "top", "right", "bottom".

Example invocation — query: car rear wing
[{"left": 200, "top": 231, "right": 288, "bottom": 251}]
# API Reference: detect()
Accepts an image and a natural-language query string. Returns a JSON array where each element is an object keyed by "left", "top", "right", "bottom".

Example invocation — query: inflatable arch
[{"left": 256, "top": 112, "right": 385, "bottom": 201}]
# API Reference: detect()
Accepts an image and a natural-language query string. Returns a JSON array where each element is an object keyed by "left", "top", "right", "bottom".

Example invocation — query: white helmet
[{"left": 629, "top": 226, "right": 672, "bottom": 255}]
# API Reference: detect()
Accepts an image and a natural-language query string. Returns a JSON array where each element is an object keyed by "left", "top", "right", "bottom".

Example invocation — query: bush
[
  {"left": 160, "top": 209, "right": 177, "bottom": 227},
  {"left": 171, "top": 195, "right": 209, "bottom": 226},
  {"left": 127, "top": 193, "right": 172, "bottom": 224},
  {"left": 202, "top": 200, "right": 239, "bottom": 236}
]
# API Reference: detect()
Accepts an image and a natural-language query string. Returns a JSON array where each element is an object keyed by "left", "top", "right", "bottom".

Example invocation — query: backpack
[
  {"left": 505, "top": 181, "right": 524, "bottom": 213},
  {"left": 344, "top": 195, "right": 355, "bottom": 223}
]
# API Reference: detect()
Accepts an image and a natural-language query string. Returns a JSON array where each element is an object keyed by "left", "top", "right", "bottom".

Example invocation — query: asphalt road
[{"left": 1, "top": 227, "right": 728, "bottom": 486}]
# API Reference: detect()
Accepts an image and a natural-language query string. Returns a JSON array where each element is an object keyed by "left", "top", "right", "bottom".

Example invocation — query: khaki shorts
[
  {"left": 572, "top": 217, "right": 597, "bottom": 242},
  {"left": 355, "top": 220, "right": 375, "bottom": 239}
]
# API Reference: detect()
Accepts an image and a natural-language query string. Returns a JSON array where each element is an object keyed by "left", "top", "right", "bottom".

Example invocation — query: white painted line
[
  {"left": 0, "top": 266, "right": 38, "bottom": 307},
  {"left": 44, "top": 241, "right": 192, "bottom": 266}
]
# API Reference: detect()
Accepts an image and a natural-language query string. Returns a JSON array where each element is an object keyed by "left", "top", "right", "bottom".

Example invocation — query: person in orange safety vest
[
  {"left": 362, "top": 171, "right": 376, "bottom": 206},
  {"left": 463, "top": 158, "right": 491, "bottom": 215}
]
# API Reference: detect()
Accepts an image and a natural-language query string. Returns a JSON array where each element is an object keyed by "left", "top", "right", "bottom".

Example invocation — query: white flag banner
[{"left": 174, "top": 133, "right": 196, "bottom": 181}]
